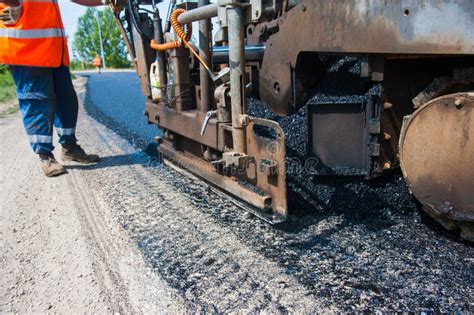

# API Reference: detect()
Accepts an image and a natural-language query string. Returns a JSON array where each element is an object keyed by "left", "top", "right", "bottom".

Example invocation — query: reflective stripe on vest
[
  {"left": 21, "top": 0, "right": 57, "bottom": 2},
  {"left": 0, "top": 28, "right": 63, "bottom": 39},
  {"left": 0, "top": 0, "right": 70, "bottom": 67}
]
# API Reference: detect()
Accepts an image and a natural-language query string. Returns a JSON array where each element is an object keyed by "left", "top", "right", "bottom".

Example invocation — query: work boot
[
  {"left": 39, "top": 153, "right": 67, "bottom": 177},
  {"left": 61, "top": 144, "right": 100, "bottom": 164}
]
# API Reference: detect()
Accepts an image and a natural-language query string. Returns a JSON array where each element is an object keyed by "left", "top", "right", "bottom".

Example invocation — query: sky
[{"left": 58, "top": 1, "right": 89, "bottom": 57}]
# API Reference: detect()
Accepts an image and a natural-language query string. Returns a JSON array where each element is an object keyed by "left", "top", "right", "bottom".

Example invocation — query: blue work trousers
[{"left": 9, "top": 65, "right": 78, "bottom": 154}]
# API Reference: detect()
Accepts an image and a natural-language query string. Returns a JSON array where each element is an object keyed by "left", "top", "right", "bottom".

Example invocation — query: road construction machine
[{"left": 110, "top": 0, "right": 474, "bottom": 240}]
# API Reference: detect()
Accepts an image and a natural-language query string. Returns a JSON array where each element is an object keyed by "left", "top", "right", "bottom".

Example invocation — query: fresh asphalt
[
  {"left": 72, "top": 70, "right": 474, "bottom": 312},
  {"left": 76, "top": 70, "right": 161, "bottom": 146}
]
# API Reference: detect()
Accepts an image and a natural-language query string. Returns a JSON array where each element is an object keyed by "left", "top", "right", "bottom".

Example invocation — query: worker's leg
[
  {"left": 9, "top": 66, "right": 55, "bottom": 154},
  {"left": 9, "top": 66, "right": 66, "bottom": 177},
  {"left": 52, "top": 65, "right": 78, "bottom": 145},
  {"left": 53, "top": 66, "right": 99, "bottom": 164}
]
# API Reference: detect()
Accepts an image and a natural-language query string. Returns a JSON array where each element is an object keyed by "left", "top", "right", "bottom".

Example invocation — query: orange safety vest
[{"left": 0, "top": 0, "right": 70, "bottom": 67}]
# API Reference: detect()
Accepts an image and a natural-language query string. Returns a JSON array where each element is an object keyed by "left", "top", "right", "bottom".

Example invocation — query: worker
[
  {"left": 92, "top": 55, "right": 103, "bottom": 74},
  {"left": 0, "top": 0, "right": 111, "bottom": 177}
]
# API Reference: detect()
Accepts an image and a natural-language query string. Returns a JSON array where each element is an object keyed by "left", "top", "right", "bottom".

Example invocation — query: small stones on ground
[{"left": 243, "top": 212, "right": 253, "bottom": 219}]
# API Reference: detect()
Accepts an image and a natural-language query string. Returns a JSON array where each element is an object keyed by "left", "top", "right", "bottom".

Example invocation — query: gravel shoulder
[
  {"left": 0, "top": 99, "right": 18, "bottom": 117},
  {"left": 0, "top": 78, "right": 184, "bottom": 313}
]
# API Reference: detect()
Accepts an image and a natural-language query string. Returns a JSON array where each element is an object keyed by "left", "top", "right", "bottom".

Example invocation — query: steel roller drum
[{"left": 400, "top": 93, "right": 474, "bottom": 225}]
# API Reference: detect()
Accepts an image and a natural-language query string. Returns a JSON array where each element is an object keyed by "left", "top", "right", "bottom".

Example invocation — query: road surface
[
  {"left": 0, "top": 77, "right": 184, "bottom": 313},
  {"left": 0, "top": 72, "right": 472, "bottom": 312},
  {"left": 77, "top": 70, "right": 159, "bottom": 143}
]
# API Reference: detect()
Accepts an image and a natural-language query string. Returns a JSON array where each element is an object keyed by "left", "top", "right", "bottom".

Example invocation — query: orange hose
[
  {"left": 150, "top": 9, "right": 212, "bottom": 74},
  {"left": 150, "top": 9, "right": 191, "bottom": 51},
  {"left": 171, "top": 9, "right": 192, "bottom": 42},
  {"left": 150, "top": 40, "right": 180, "bottom": 51}
]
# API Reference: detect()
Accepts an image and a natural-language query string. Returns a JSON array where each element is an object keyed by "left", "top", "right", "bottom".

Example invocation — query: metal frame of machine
[{"left": 112, "top": 0, "right": 474, "bottom": 238}]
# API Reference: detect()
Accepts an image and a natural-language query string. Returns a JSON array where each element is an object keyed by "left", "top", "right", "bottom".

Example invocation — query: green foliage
[
  {"left": 0, "top": 64, "right": 9, "bottom": 74},
  {"left": 0, "top": 65, "right": 16, "bottom": 103},
  {"left": 73, "top": 8, "right": 131, "bottom": 69},
  {"left": 69, "top": 58, "right": 94, "bottom": 71}
]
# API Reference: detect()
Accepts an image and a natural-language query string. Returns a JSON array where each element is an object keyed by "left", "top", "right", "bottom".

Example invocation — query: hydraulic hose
[
  {"left": 127, "top": 0, "right": 153, "bottom": 40},
  {"left": 151, "top": 9, "right": 213, "bottom": 77},
  {"left": 150, "top": 9, "right": 191, "bottom": 51}
]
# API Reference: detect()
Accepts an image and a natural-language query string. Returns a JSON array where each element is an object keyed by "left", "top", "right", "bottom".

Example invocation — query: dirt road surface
[
  {"left": 0, "top": 78, "right": 184, "bottom": 313},
  {"left": 1, "top": 76, "right": 472, "bottom": 312}
]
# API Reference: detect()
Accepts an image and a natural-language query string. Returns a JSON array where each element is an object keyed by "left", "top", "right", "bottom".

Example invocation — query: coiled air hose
[
  {"left": 150, "top": 9, "right": 191, "bottom": 50},
  {"left": 151, "top": 9, "right": 213, "bottom": 77}
]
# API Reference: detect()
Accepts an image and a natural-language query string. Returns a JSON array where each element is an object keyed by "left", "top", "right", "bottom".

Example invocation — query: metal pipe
[
  {"left": 198, "top": 0, "right": 212, "bottom": 113},
  {"left": 153, "top": 11, "right": 168, "bottom": 96},
  {"left": 96, "top": 11, "right": 106, "bottom": 69},
  {"left": 165, "top": 0, "right": 176, "bottom": 32},
  {"left": 212, "top": 45, "right": 265, "bottom": 64},
  {"left": 227, "top": 5, "right": 246, "bottom": 153},
  {"left": 177, "top": 3, "right": 218, "bottom": 24},
  {"left": 112, "top": 13, "right": 136, "bottom": 63}
]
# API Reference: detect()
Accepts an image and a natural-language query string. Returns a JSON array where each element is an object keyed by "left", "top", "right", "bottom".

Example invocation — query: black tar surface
[{"left": 80, "top": 68, "right": 473, "bottom": 312}]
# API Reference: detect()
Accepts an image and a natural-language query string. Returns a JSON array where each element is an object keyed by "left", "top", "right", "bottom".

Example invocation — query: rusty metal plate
[
  {"left": 260, "top": 0, "right": 474, "bottom": 115},
  {"left": 131, "top": 14, "right": 155, "bottom": 97},
  {"left": 309, "top": 102, "right": 369, "bottom": 175},
  {"left": 145, "top": 100, "right": 229, "bottom": 152},
  {"left": 399, "top": 92, "right": 474, "bottom": 222},
  {"left": 156, "top": 115, "right": 288, "bottom": 221},
  {"left": 159, "top": 142, "right": 282, "bottom": 221},
  {"left": 245, "top": 117, "right": 288, "bottom": 217}
]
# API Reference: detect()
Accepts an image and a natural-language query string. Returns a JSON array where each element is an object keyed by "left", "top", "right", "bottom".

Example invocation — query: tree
[{"left": 73, "top": 8, "right": 130, "bottom": 69}]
